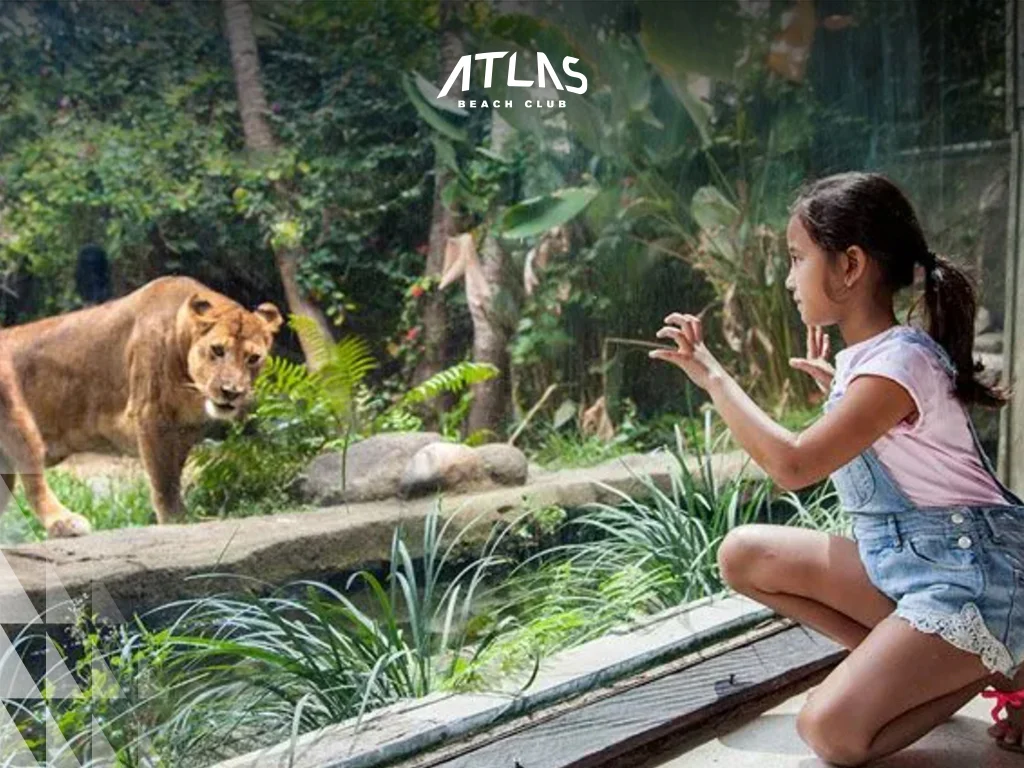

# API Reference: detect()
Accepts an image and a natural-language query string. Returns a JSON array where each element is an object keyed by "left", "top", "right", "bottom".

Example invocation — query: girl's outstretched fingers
[
  {"left": 790, "top": 323, "right": 835, "bottom": 393},
  {"left": 655, "top": 325, "right": 693, "bottom": 356},
  {"left": 650, "top": 311, "right": 721, "bottom": 391},
  {"left": 818, "top": 326, "right": 831, "bottom": 358},
  {"left": 664, "top": 312, "right": 703, "bottom": 346},
  {"left": 809, "top": 325, "right": 830, "bottom": 360}
]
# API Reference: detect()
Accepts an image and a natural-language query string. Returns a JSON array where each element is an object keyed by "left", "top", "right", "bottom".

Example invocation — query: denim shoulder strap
[
  {"left": 962, "top": 403, "right": 1024, "bottom": 506},
  {"left": 903, "top": 328, "right": 1024, "bottom": 506},
  {"left": 894, "top": 326, "right": 957, "bottom": 379}
]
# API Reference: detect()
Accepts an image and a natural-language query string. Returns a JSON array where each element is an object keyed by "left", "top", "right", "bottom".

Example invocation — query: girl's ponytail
[{"left": 917, "top": 251, "right": 1009, "bottom": 407}]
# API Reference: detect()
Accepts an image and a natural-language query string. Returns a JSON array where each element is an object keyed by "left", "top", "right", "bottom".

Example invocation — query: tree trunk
[
  {"left": 223, "top": 0, "right": 276, "bottom": 152},
  {"left": 414, "top": 0, "right": 463, "bottom": 398},
  {"left": 222, "top": 0, "right": 333, "bottom": 366},
  {"left": 467, "top": 111, "right": 515, "bottom": 436}
]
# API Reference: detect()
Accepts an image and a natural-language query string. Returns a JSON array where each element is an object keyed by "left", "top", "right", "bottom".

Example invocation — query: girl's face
[{"left": 785, "top": 215, "right": 841, "bottom": 326}]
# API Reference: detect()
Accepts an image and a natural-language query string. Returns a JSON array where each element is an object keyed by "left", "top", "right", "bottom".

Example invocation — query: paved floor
[{"left": 645, "top": 686, "right": 1021, "bottom": 767}]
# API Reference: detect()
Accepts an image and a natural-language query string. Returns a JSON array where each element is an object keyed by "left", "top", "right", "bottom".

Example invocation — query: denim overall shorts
[{"left": 828, "top": 327, "right": 1024, "bottom": 677}]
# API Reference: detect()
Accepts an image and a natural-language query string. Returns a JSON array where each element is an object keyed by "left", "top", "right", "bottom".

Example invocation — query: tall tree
[
  {"left": 414, "top": 0, "right": 463, "bottom": 394},
  {"left": 467, "top": 111, "right": 514, "bottom": 435},
  {"left": 222, "top": 0, "right": 332, "bottom": 366}
]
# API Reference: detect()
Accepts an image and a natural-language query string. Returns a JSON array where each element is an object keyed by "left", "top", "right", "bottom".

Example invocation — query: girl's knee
[
  {"left": 718, "top": 524, "right": 768, "bottom": 589},
  {"left": 797, "top": 697, "right": 871, "bottom": 767}
]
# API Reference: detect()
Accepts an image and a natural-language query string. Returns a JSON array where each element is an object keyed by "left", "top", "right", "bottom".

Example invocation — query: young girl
[{"left": 650, "top": 171, "right": 1024, "bottom": 766}]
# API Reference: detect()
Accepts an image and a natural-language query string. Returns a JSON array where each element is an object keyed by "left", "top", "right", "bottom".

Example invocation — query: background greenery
[{"left": 0, "top": 0, "right": 1010, "bottom": 764}]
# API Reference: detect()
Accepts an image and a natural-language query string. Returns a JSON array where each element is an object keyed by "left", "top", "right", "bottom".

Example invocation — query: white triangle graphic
[
  {"left": 89, "top": 718, "right": 116, "bottom": 766},
  {"left": 0, "top": 550, "right": 42, "bottom": 625},
  {"left": 44, "top": 636, "right": 82, "bottom": 700},
  {"left": 44, "top": 565, "right": 78, "bottom": 627},
  {"left": 0, "top": 627, "right": 40, "bottom": 700},
  {"left": 45, "top": 707, "right": 82, "bottom": 768},
  {"left": 90, "top": 654, "right": 122, "bottom": 702},
  {"left": 0, "top": 696, "right": 39, "bottom": 766},
  {"left": 90, "top": 583, "right": 124, "bottom": 628}
]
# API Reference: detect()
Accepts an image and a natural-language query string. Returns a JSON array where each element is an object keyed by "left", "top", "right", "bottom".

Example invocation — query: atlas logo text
[{"left": 437, "top": 52, "right": 588, "bottom": 98}]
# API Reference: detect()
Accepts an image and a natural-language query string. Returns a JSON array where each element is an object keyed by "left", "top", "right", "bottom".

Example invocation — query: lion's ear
[
  {"left": 255, "top": 303, "right": 283, "bottom": 334},
  {"left": 187, "top": 293, "right": 216, "bottom": 333},
  {"left": 189, "top": 294, "right": 213, "bottom": 317}
]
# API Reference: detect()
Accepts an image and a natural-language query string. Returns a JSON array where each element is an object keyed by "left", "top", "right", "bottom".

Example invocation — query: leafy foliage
[
  {"left": 15, "top": 418, "right": 843, "bottom": 765},
  {"left": 400, "top": 361, "right": 500, "bottom": 407},
  {"left": 188, "top": 315, "right": 499, "bottom": 517}
]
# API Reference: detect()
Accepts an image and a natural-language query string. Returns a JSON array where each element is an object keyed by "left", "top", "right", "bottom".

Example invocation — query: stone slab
[{"left": 0, "top": 450, "right": 757, "bottom": 625}]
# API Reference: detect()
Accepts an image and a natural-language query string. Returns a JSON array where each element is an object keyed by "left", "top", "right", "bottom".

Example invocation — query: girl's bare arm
[
  {"left": 651, "top": 312, "right": 915, "bottom": 490},
  {"left": 705, "top": 370, "right": 914, "bottom": 490}
]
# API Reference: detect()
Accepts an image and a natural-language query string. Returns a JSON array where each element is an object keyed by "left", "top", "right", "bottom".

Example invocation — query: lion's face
[{"left": 184, "top": 294, "right": 283, "bottom": 421}]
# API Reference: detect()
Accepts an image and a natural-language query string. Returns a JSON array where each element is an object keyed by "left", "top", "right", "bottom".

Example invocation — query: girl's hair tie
[{"left": 921, "top": 249, "right": 938, "bottom": 271}]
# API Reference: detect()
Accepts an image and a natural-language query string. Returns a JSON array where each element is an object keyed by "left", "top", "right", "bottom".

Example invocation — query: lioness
[{"left": 0, "top": 276, "right": 282, "bottom": 530}]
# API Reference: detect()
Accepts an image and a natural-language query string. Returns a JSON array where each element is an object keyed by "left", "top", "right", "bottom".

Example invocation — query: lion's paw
[{"left": 46, "top": 513, "right": 93, "bottom": 538}]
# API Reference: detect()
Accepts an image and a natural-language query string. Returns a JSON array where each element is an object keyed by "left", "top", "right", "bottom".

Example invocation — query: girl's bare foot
[{"left": 987, "top": 671, "right": 1024, "bottom": 751}]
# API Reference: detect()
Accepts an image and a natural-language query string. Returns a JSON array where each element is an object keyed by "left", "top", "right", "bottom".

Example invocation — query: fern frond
[
  {"left": 312, "top": 335, "right": 378, "bottom": 418},
  {"left": 256, "top": 356, "right": 312, "bottom": 399},
  {"left": 289, "top": 314, "right": 333, "bottom": 369},
  {"left": 400, "top": 362, "right": 499, "bottom": 407}
]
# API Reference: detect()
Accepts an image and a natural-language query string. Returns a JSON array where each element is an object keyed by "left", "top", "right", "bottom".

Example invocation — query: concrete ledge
[
  {"left": 0, "top": 451, "right": 757, "bottom": 625},
  {"left": 212, "top": 593, "right": 774, "bottom": 768}
]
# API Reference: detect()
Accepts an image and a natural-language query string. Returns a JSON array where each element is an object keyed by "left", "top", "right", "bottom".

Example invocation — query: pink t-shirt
[{"left": 829, "top": 325, "right": 1007, "bottom": 507}]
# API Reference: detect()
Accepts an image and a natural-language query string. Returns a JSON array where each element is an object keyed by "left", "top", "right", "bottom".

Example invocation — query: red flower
[
  {"left": 405, "top": 327, "right": 421, "bottom": 342},
  {"left": 409, "top": 284, "right": 425, "bottom": 299}
]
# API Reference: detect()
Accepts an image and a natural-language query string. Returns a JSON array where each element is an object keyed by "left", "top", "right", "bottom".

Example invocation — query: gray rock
[
  {"left": 975, "top": 306, "right": 994, "bottom": 336},
  {"left": 973, "top": 351, "right": 1003, "bottom": 389},
  {"left": 293, "top": 432, "right": 442, "bottom": 505},
  {"left": 475, "top": 443, "right": 528, "bottom": 486},
  {"left": 974, "top": 331, "right": 1003, "bottom": 354},
  {"left": 399, "top": 442, "right": 485, "bottom": 498}
]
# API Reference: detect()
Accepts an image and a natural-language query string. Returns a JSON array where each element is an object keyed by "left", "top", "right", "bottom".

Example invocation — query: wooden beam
[
  {"left": 404, "top": 625, "right": 843, "bottom": 768},
  {"left": 1000, "top": 0, "right": 1024, "bottom": 490}
]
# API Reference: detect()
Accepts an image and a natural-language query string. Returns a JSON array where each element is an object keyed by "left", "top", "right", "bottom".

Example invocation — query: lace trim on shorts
[{"left": 895, "top": 601, "right": 1015, "bottom": 676}]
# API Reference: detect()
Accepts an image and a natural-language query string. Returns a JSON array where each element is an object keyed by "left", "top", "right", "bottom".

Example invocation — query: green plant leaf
[
  {"left": 432, "top": 136, "right": 460, "bottom": 174},
  {"left": 499, "top": 186, "right": 600, "bottom": 239},
  {"left": 401, "top": 73, "right": 468, "bottom": 143},
  {"left": 691, "top": 185, "right": 739, "bottom": 232},
  {"left": 413, "top": 70, "right": 469, "bottom": 116},
  {"left": 552, "top": 399, "right": 577, "bottom": 431},
  {"left": 398, "top": 361, "right": 499, "bottom": 407}
]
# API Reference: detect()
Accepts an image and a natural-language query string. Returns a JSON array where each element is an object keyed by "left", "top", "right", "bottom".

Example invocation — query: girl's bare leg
[
  {"left": 719, "top": 524, "right": 1010, "bottom": 763},
  {"left": 797, "top": 615, "right": 1000, "bottom": 765},
  {"left": 717, "top": 524, "right": 895, "bottom": 648}
]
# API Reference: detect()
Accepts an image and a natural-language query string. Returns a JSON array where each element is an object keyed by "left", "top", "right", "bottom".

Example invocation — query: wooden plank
[{"left": 408, "top": 626, "right": 843, "bottom": 768}]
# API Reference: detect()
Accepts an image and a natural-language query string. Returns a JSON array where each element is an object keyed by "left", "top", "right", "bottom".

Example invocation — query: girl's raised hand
[
  {"left": 789, "top": 325, "right": 834, "bottom": 393},
  {"left": 649, "top": 313, "right": 723, "bottom": 391}
]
